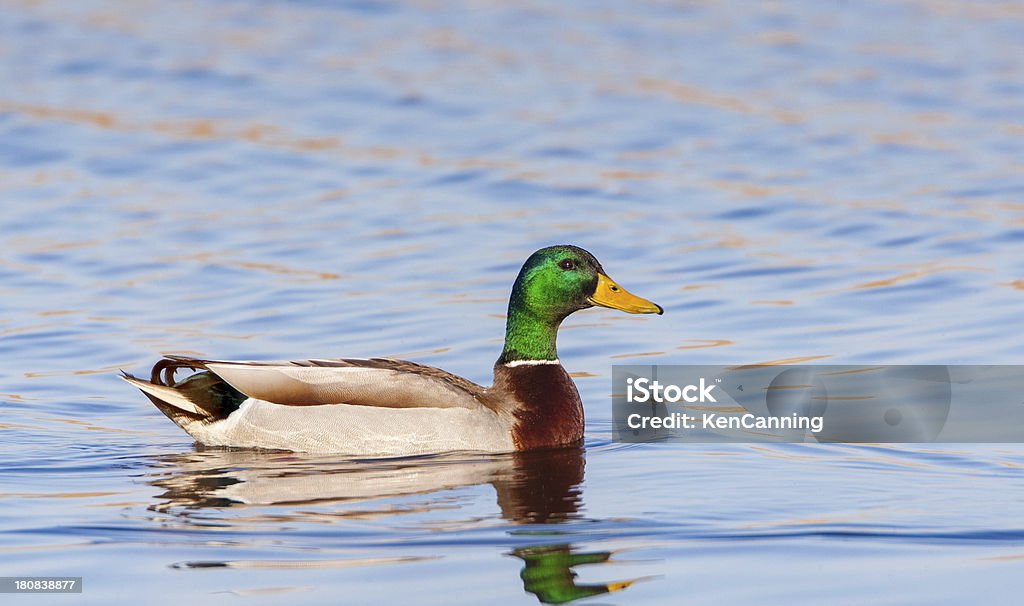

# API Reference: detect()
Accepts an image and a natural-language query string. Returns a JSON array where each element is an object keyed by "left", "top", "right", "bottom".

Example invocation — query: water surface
[{"left": 2, "top": 1, "right": 1024, "bottom": 604}]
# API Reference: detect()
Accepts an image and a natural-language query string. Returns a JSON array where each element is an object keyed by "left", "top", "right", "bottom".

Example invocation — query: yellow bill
[{"left": 588, "top": 273, "right": 663, "bottom": 315}]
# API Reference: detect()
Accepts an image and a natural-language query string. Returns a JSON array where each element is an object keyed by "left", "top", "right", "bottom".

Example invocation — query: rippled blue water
[{"left": 2, "top": 1, "right": 1024, "bottom": 604}]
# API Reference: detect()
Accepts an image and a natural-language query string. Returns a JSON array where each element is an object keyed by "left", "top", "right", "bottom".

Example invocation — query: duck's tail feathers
[
  {"left": 120, "top": 371, "right": 209, "bottom": 424},
  {"left": 150, "top": 355, "right": 213, "bottom": 387},
  {"left": 122, "top": 356, "right": 248, "bottom": 429}
]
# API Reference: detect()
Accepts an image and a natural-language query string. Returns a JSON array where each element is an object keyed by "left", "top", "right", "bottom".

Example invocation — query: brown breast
[{"left": 490, "top": 363, "right": 585, "bottom": 450}]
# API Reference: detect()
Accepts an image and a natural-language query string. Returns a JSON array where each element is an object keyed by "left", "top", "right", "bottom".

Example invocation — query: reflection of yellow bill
[{"left": 588, "top": 273, "right": 663, "bottom": 314}]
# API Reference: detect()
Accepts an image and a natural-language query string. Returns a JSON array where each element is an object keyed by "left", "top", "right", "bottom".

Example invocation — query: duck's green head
[{"left": 499, "top": 245, "right": 662, "bottom": 364}]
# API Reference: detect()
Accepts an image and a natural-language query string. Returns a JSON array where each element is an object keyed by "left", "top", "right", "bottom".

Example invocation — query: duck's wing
[{"left": 157, "top": 355, "right": 486, "bottom": 409}]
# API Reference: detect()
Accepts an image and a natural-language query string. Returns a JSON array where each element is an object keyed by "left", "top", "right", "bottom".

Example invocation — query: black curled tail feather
[{"left": 151, "top": 356, "right": 212, "bottom": 386}]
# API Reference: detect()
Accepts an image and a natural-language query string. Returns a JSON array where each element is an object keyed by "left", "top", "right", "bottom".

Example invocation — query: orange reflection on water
[
  {"left": 676, "top": 338, "right": 733, "bottom": 350},
  {"left": 730, "top": 355, "right": 832, "bottom": 369},
  {"left": 852, "top": 265, "right": 986, "bottom": 290}
]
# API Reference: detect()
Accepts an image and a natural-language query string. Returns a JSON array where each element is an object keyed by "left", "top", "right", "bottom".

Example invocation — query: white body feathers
[{"left": 184, "top": 398, "right": 514, "bottom": 456}]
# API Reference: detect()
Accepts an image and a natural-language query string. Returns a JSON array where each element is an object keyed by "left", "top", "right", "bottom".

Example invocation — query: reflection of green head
[
  {"left": 499, "top": 245, "right": 663, "bottom": 364},
  {"left": 512, "top": 544, "right": 639, "bottom": 604}
]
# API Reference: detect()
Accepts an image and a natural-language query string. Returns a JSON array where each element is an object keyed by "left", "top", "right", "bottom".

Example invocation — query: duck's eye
[{"left": 559, "top": 259, "right": 575, "bottom": 271}]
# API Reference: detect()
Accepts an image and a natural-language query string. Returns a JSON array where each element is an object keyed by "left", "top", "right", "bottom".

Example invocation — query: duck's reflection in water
[
  {"left": 148, "top": 446, "right": 644, "bottom": 603},
  {"left": 149, "top": 446, "right": 585, "bottom": 517}
]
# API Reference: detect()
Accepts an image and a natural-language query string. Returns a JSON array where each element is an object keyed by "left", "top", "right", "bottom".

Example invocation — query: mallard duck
[{"left": 123, "top": 245, "right": 662, "bottom": 455}]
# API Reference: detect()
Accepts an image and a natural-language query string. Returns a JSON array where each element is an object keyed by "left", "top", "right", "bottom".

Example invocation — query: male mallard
[{"left": 123, "top": 245, "right": 662, "bottom": 455}]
